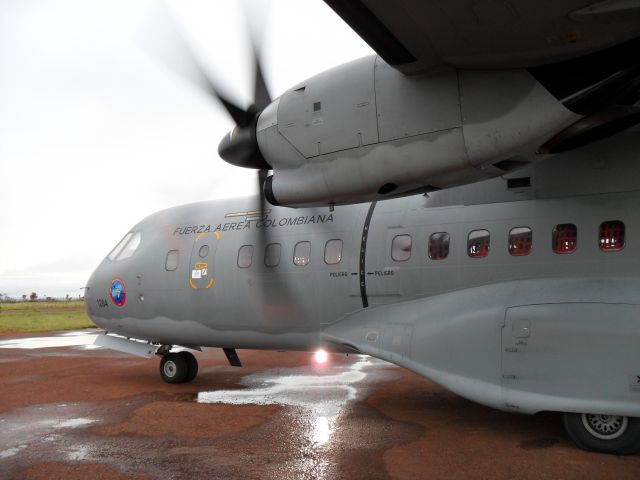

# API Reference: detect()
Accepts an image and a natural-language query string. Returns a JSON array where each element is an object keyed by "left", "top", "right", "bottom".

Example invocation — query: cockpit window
[
  {"left": 118, "top": 232, "right": 141, "bottom": 260},
  {"left": 108, "top": 233, "right": 133, "bottom": 261},
  {"left": 107, "top": 232, "right": 141, "bottom": 261}
]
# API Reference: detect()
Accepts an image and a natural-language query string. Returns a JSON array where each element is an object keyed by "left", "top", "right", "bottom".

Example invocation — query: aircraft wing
[{"left": 324, "top": 0, "right": 640, "bottom": 74}]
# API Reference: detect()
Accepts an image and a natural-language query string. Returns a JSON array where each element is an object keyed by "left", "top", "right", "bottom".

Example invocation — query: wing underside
[{"left": 324, "top": 0, "right": 640, "bottom": 74}]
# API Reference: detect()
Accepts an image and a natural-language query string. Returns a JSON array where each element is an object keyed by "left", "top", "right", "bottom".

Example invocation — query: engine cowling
[{"left": 254, "top": 54, "right": 578, "bottom": 207}]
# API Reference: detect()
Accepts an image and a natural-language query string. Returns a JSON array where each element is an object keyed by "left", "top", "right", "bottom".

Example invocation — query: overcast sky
[{"left": 0, "top": 0, "right": 372, "bottom": 298}]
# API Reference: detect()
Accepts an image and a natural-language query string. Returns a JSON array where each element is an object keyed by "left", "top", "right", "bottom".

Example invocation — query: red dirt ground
[{"left": 0, "top": 336, "right": 638, "bottom": 479}]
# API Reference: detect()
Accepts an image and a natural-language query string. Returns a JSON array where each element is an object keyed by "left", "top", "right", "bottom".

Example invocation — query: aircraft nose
[
  {"left": 84, "top": 269, "right": 100, "bottom": 323},
  {"left": 84, "top": 272, "right": 97, "bottom": 321},
  {"left": 84, "top": 265, "right": 112, "bottom": 330}
]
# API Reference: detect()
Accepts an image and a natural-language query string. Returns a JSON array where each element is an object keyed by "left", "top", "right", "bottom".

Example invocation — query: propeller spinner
[
  {"left": 217, "top": 108, "right": 270, "bottom": 170},
  {"left": 216, "top": 26, "right": 273, "bottom": 171},
  {"left": 141, "top": 1, "right": 273, "bottom": 183}
]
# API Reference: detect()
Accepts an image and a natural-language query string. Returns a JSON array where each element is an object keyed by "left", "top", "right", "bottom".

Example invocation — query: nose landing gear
[{"left": 159, "top": 351, "right": 198, "bottom": 384}]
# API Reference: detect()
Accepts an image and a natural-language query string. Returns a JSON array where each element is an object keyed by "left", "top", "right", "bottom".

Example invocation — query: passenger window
[
  {"left": 116, "top": 232, "right": 141, "bottom": 261},
  {"left": 552, "top": 224, "right": 577, "bottom": 254},
  {"left": 165, "top": 250, "right": 179, "bottom": 271},
  {"left": 429, "top": 232, "right": 450, "bottom": 260},
  {"left": 509, "top": 227, "right": 532, "bottom": 256},
  {"left": 391, "top": 235, "right": 412, "bottom": 262},
  {"left": 198, "top": 244, "right": 209, "bottom": 258},
  {"left": 324, "top": 239, "right": 343, "bottom": 265},
  {"left": 293, "top": 241, "right": 311, "bottom": 266},
  {"left": 599, "top": 220, "right": 625, "bottom": 252},
  {"left": 108, "top": 232, "right": 133, "bottom": 261},
  {"left": 237, "top": 245, "right": 253, "bottom": 268},
  {"left": 468, "top": 230, "right": 490, "bottom": 258},
  {"left": 264, "top": 243, "right": 281, "bottom": 267}
]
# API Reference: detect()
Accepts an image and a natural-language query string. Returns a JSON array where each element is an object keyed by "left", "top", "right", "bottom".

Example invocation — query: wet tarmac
[{"left": 0, "top": 330, "right": 639, "bottom": 479}]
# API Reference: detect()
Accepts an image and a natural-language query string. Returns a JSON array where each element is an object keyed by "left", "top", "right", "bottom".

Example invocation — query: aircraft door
[{"left": 187, "top": 230, "right": 220, "bottom": 291}]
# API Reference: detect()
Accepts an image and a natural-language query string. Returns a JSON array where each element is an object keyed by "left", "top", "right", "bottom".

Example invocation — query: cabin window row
[
  {"left": 391, "top": 220, "right": 625, "bottom": 261},
  {"left": 167, "top": 220, "right": 625, "bottom": 271},
  {"left": 237, "top": 239, "right": 344, "bottom": 268}
]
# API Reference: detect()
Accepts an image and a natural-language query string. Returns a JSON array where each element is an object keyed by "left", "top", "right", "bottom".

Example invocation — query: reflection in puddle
[
  {"left": 67, "top": 444, "right": 90, "bottom": 461},
  {"left": 313, "top": 416, "right": 331, "bottom": 446},
  {"left": 0, "top": 403, "right": 97, "bottom": 465},
  {"left": 198, "top": 356, "right": 372, "bottom": 449},
  {"left": 0, "top": 330, "right": 99, "bottom": 350},
  {"left": 0, "top": 445, "right": 26, "bottom": 459},
  {"left": 198, "top": 356, "right": 388, "bottom": 479},
  {"left": 54, "top": 418, "right": 96, "bottom": 429}
]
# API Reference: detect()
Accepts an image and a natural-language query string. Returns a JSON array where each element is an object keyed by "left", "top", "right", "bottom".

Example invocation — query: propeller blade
[
  {"left": 139, "top": 1, "right": 249, "bottom": 126},
  {"left": 253, "top": 168, "right": 301, "bottom": 324},
  {"left": 257, "top": 168, "right": 268, "bottom": 242},
  {"left": 242, "top": 0, "right": 272, "bottom": 110},
  {"left": 253, "top": 55, "right": 272, "bottom": 111}
]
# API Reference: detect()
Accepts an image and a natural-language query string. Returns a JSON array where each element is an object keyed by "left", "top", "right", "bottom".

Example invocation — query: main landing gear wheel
[{"left": 563, "top": 413, "right": 640, "bottom": 455}]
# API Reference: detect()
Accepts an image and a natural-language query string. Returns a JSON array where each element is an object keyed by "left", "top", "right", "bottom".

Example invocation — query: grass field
[{"left": 0, "top": 301, "right": 96, "bottom": 334}]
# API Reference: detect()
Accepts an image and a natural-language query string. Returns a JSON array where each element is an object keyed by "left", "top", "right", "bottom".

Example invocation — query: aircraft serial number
[{"left": 96, "top": 298, "right": 109, "bottom": 308}]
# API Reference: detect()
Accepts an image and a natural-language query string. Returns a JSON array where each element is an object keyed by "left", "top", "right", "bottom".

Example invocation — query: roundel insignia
[{"left": 110, "top": 278, "right": 126, "bottom": 306}]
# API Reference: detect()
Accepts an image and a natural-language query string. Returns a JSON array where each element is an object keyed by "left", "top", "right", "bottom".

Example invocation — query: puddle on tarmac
[
  {"left": 0, "top": 330, "right": 100, "bottom": 350},
  {"left": 0, "top": 403, "right": 97, "bottom": 464},
  {"left": 0, "top": 445, "right": 26, "bottom": 459},
  {"left": 198, "top": 356, "right": 385, "bottom": 447},
  {"left": 67, "top": 444, "right": 90, "bottom": 461},
  {"left": 54, "top": 418, "right": 96, "bottom": 429}
]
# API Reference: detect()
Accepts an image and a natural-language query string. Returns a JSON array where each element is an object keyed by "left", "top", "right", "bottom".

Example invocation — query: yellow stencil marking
[
  {"left": 205, "top": 278, "right": 214, "bottom": 289},
  {"left": 195, "top": 232, "right": 206, "bottom": 242},
  {"left": 189, "top": 279, "right": 198, "bottom": 289},
  {"left": 213, "top": 230, "right": 221, "bottom": 240},
  {"left": 224, "top": 209, "right": 271, "bottom": 218},
  {"left": 224, "top": 211, "right": 248, "bottom": 218}
]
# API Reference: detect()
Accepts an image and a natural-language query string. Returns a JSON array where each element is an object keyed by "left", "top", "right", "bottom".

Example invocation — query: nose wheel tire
[
  {"left": 179, "top": 351, "right": 198, "bottom": 382},
  {"left": 159, "top": 352, "right": 188, "bottom": 384},
  {"left": 563, "top": 413, "right": 640, "bottom": 455},
  {"left": 159, "top": 351, "right": 198, "bottom": 384}
]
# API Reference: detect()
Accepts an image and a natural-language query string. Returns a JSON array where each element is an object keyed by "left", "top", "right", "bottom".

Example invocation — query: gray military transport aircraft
[{"left": 86, "top": 0, "right": 640, "bottom": 454}]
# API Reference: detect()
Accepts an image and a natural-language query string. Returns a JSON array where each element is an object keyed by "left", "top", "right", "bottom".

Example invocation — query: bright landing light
[{"left": 314, "top": 349, "right": 328, "bottom": 364}]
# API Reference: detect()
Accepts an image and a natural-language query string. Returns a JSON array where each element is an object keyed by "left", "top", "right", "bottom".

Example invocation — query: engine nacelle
[{"left": 257, "top": 55, "right": 578, "bottom": 207}]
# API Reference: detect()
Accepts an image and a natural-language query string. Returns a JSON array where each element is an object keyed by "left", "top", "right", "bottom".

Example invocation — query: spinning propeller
[
  {"left": 140, "top": 1, "right": 273, "bottom": 209},
  {"left": 141, "top": 1, "right": 298, "bottom": 318}
]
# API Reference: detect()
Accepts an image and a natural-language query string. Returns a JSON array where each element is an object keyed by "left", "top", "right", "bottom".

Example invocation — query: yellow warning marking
[
  {"left": 189, "top": 279, "right": 198, "bottom": 289},
  {"left": 224, "top": 211, "right": 248, "bottom": 218},
  {"left": 213, "top": 230, "right": 221, "bottom": 240},
  {"left": 195, "top": 232, "right": 206, "bottom": 242},
  {"left": 205, "top": 278, "right": 214, "bottom": 289},
  {"left": 195, "top": 261, "right": 208, "bottom": 270},
  {"left": 224, "top": 209, "right": 271, "bottom": 218}
]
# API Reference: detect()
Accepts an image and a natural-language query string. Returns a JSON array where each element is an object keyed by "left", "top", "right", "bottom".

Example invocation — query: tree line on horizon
[{"left": 0, "top": 292, "right": 84, "bottom": 303}]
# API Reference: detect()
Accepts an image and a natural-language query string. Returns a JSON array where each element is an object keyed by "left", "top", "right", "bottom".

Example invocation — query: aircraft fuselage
[{"left": 86, "top": 130, "right": 640, "bottom": 420}]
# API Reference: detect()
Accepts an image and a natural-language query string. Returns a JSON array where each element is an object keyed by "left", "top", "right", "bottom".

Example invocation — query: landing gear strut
[
  {"left": 159, "top": 351, "right": 198, "bottom": 384},
  {"left": 563, "top": 412, "right": 640, "bottom": 455}
]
